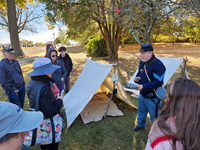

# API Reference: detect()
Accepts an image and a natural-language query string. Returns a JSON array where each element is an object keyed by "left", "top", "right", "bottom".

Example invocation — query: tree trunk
[
  {"left": 7, "top": 0, "right": 25, "bottom": 57},
  {"left": 104, "top": 36, "right": 118, "bottom": 59},
  {"left": 98, "top": 22, "right": 121, "bottom": 60},
  {"left": 145, "top": 32, "right": 151, "bottom": 44},
  {"left": 121, "top": 40, "right": 124, "bottom": 48}
]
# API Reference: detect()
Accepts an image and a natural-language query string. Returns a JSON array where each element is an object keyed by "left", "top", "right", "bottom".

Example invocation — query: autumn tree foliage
[
  {"left": 115, "top": 0, "right": 200, "bottom": 44},
  {"left": 0, "top": 0, "right": 43, "bottom": 57},
  {"left": 40, "top": 0, "right": 124, "bottom": 59},
  {"left": 40, "top": 0, "right": 200, "bottom": 59},
  {"left": 55, "top": 37, "right": 62, "bottom": 44}
]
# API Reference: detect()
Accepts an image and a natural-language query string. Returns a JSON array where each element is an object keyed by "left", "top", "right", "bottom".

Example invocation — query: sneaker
[{"left": 133, "top": 125, "right": 144, "bottom": 131}]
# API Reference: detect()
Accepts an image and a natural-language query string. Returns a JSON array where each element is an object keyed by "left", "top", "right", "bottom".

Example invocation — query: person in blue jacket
[
  {"left": 47, "top": 48, "right": 67, "bottom": 92},
  {"left": 0, "top": 47, "right": 25, "bottom": 108},
  {"left": 133, "top": 44, "right": 166, "bottom": 131}
]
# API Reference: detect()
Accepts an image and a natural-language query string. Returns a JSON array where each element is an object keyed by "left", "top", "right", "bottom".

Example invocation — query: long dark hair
[
  {"left": 45, "top": 44, "right": 54, "bottom": 55},
  {"left": 157, "top": 78, "right": 200, "bottom": 149}
]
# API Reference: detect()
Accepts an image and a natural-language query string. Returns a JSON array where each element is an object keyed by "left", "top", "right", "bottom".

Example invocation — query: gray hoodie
[{"left": 47, "top": 48, "right": 67, "bottom": 87}]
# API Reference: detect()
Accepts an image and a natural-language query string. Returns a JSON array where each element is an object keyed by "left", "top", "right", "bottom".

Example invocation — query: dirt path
[{"left": 67, "top": 44, "right": 200, "bottom": 87}]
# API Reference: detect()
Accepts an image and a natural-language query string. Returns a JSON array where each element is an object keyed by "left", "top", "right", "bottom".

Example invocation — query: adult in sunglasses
[
  {"left": 0, "top": 47, "right": 25, "bottom": 108},
  {"left": 47, "top": 48, "right": 67, "bottom": 92}
]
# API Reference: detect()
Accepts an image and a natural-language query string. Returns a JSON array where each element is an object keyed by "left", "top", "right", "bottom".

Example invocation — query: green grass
[
  {"left": 1, "top": 43, "right": 200, "bottom": 150},
  {"left": 22, "top": 46, "right": 45, "bottom": 50},
  {"left": 6, "top": 43, "right": 200, "bottom": 150},
  {"left": 0, "top": 59, "right": 151, "bottom": 150}
]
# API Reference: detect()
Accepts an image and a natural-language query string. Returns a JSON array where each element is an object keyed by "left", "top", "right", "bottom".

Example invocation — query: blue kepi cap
[{"left": 139, "top": 44, "right": 153, "bottom": 52}]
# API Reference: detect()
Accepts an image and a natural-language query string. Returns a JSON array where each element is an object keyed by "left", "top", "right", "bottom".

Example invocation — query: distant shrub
[
  {"left": 156, "top": 36, "right": 172, "bottom": 43},
  {"left": 85, "top": 38, "right": 108, "bottom": 57},
  {"left": 155, "top": 35, "right": 192, "bottom": 43},
  {"left": 175, "top": 37, "right": 190, "bottom": 43},
  {"left": 124, "top": 38, "right": 137, "bottom": 44}
]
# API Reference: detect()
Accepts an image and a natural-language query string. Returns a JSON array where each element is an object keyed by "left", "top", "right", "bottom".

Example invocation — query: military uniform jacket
[{"left": 136, "top": 54, "right": 166, "bottom": 98}]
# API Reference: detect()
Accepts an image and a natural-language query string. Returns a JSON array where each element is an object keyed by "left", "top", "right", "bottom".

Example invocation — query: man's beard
[
  {"left": 141, "top": 54, "right": 151, "bottom": 62},
  {"left": 141, "top": 59, "right": 147, "bottom": 62}
]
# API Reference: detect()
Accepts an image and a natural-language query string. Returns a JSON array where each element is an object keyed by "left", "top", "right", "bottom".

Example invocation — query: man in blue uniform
[
  {"left": 133, "top": 44, "right": 166, "bottom": 131},
  {"left": 0, "top": 47, "right": 25, "bottom": 108}
]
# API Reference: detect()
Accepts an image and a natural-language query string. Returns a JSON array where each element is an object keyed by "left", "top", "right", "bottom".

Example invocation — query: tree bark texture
[
  {"left": 7, "top": 0, "right": 25, "bottom": 57},
  {"left": 98, "top": 22, "right": 121, "bottom": 59}
]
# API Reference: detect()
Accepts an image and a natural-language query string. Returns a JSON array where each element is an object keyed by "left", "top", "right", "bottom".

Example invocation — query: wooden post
[
  {"left": 121, "top": 40, "right": 124, "bottom": 48},
  {"left": 180, "top": 57, "right": 188, "bottom": 79},
  {"left": 104, "top": 62, "right": 118, "bottom": 117}
]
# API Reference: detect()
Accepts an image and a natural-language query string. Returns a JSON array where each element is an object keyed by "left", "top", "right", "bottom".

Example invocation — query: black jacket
[
  {"left": 27, "top": 75, "right": 63, "bottom": 118},
  {"left": 57, "top": 53, "right": 73, "bottom": 76}
]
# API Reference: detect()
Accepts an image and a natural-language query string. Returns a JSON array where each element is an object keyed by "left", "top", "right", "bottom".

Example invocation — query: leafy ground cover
[{"left": 0, "top": 43, "right": 200, "bottom": 150}]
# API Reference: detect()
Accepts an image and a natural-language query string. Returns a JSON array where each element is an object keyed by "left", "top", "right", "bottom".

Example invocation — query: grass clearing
[
  {"left": 0, "top": 43, "right": 200, "bottom": 150},
  {"left": 22, "top": 46, "right": 46, "bottom": 50}
]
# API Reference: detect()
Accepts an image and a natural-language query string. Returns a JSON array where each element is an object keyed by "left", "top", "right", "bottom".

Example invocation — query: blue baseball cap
[
  {"left": 0, "top": 101, "right": 43, "bottom": 138},
  {"left": 28, "top": 57, "right": 60, "bottom": 77},
  {"left": 2, "top": 47, "right": 15, "bottom": 54},
  {"left": 139, "top": 44, "right": 153, "bottom": 52}
]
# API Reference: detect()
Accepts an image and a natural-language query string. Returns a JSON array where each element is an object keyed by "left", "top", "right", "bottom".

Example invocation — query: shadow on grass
[
  {"left": 3, "top": 44, "right": 199, "bottom": 150},
  {"left": 53, "top": 94, "right": 150, "bottom": 150},
  {"left": 187, "top": 65, "right": 200, "bottom": 85},
  {"left": 67, "top": 46, "right": 86, "bottom": 54}
]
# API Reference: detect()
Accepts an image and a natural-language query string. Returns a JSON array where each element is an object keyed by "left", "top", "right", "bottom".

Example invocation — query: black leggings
[{"left": 40, "top": 143, "right": 59, "bottom": 150}]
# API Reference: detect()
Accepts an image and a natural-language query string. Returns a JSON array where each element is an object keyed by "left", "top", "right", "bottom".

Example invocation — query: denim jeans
[
  {"left": 64, "top": 75, "right": 70, "bottom": 94},
  {"left": 137, "top": 94, "right": 160, "bottom": 128},
  {"left": 5, "top": 83, "right": 25, "bottom": 108},
  {"left": 58, "top": 82, "right": 64, "bottom": 93}
]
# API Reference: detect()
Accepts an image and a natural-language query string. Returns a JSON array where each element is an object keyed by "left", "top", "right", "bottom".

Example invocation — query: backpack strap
[
  {"left": 29, "top": 83, "right": 44, "bottom": 111},
  {"left": 30, "top": 84, "right": 44, "bottom": 146},
  {"left": 144, "top": 57, "right": 157, "bottom": 68}
]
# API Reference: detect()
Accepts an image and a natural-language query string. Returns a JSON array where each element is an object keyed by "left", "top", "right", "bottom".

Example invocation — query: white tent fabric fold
[
  {"left": 124, "top": 57, "right": 189, "bottom": 98},
  {"left": 63, "top": 59, "right": 135, "bottom": 127}
]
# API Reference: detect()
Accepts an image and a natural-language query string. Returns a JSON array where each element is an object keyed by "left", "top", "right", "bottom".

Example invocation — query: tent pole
[
  {"left": 104, "top": 63, "right": 117, "bottom": 118},
  {"left": 180, "top": 57, "right": 188, "bottom": 79}
]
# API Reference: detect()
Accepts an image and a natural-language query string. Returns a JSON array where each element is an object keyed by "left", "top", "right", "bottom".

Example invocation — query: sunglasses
[
  {"left": 5, "top": 51, "right": 15, "bottom": 55},
  {"left": 51, "top": 55, "right": 57, "bottom": 57}
]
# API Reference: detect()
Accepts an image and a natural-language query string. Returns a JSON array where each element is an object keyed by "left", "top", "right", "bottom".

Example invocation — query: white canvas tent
[
  {"left": 63, "top": 59, "right": 135, "bottom": 127},
  {"left": 124, "top": 57, "right": 190, "bottom": 98}
]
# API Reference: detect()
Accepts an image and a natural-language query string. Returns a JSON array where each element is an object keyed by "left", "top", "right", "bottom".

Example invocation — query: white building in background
[
  {"left": 45, "top": 40, "right": 80, "bottom": 47},
  {"left": 45, "top": 41, "right": 54, "bottom": 45},
  {"left": 0, "top": 43, "right": 11, "bottom": 48}
]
